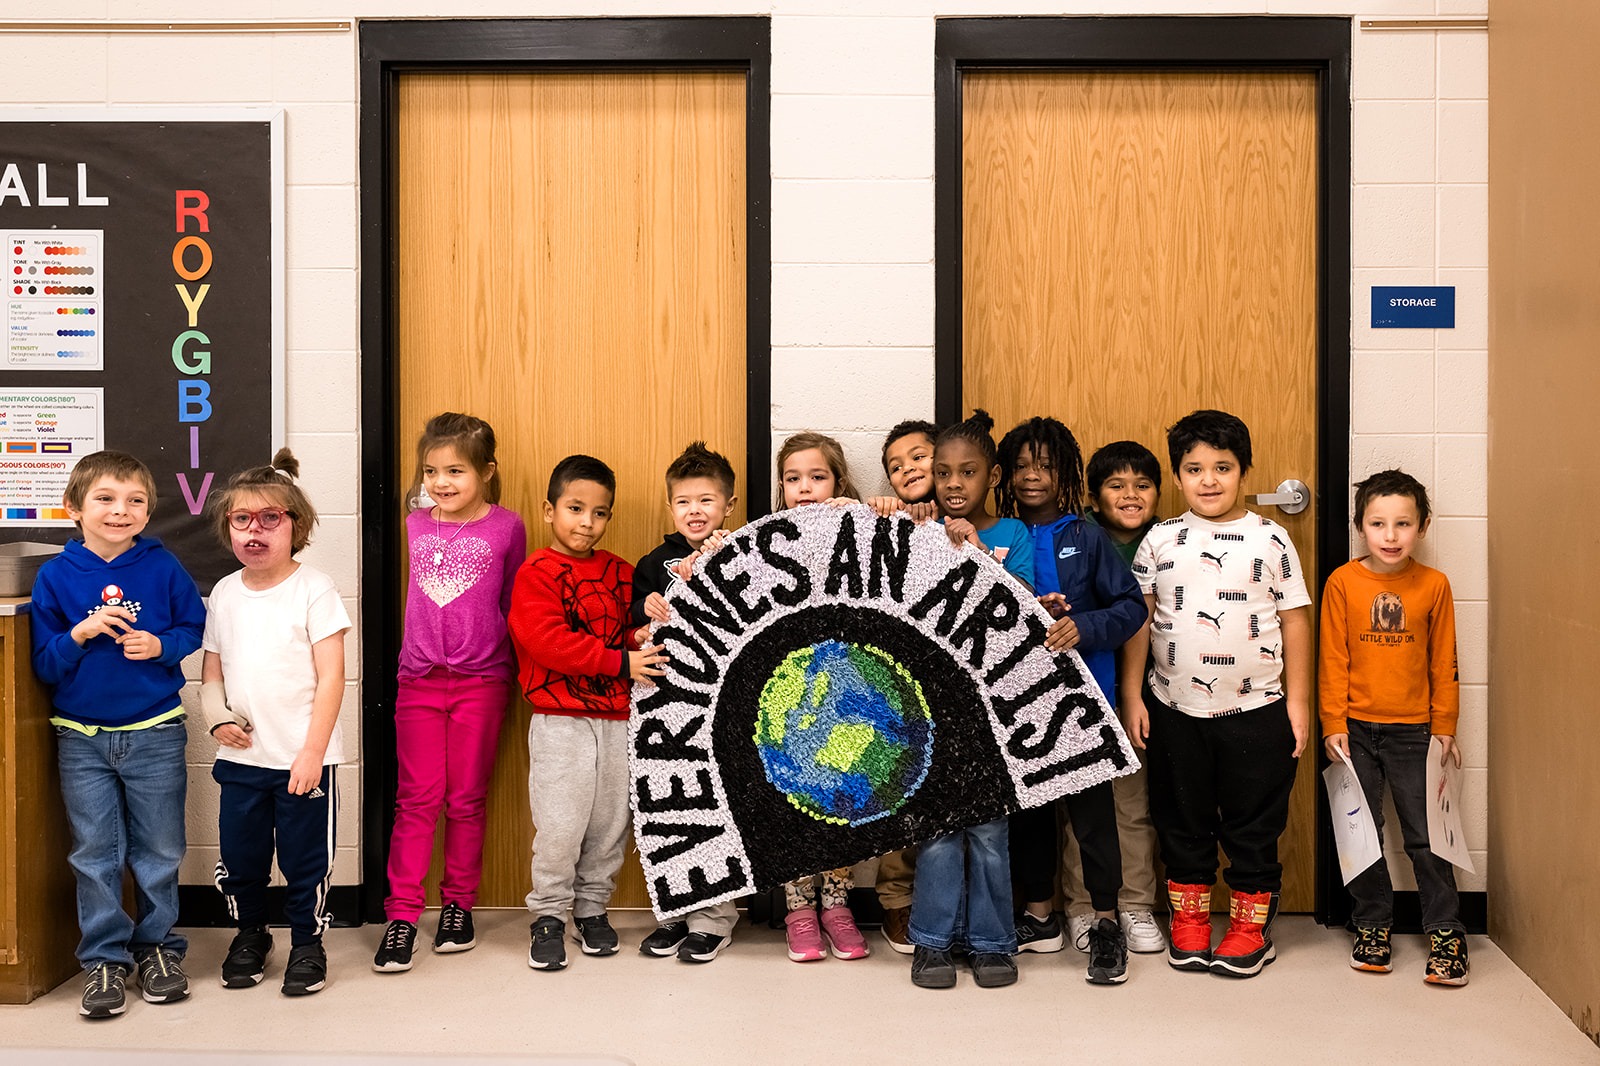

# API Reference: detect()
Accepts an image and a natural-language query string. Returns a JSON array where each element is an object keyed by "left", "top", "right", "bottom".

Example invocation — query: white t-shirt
[
  {"left": 1132, "top": 510, "right": 1311, "bottom": 718},
  {"left": 204, "top": 562, "right": 351, "bottom": 769}
]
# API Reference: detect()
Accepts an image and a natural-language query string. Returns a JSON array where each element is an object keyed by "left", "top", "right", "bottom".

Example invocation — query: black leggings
[{"left": 1008, "top": 780, "right": 1122, "bottom": 913}]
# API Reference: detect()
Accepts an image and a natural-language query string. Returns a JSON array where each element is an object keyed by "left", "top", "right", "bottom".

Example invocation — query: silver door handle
[{"left": 1250, "top": 479, "right": 1310, "bottom": 515}]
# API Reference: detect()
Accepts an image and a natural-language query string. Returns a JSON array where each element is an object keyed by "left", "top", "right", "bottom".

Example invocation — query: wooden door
[
  {"left": 961, "top": 69, "right": 1321, "bottom": 909},
  {"left": 395, "top": 70, "right": 748, "bottom": 908}
]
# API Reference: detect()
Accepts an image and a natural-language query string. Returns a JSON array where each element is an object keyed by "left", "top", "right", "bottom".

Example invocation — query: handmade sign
[{"left": 629, "top": 503, "right": 1140, "bottom": 920}]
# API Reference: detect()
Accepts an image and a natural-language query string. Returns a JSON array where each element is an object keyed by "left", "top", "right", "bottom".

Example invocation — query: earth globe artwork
[{"left": 754, "top": 638, "right": 933, "bottom": 826}]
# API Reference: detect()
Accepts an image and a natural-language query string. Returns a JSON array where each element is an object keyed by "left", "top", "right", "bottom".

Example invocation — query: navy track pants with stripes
[{"left": 212, "top": 760, "right": 336, "bottom": 946}]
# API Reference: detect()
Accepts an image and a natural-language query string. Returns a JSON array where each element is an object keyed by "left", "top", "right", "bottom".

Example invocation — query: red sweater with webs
[{"left": 508, "top": 547, "right": 636, "bottom": 720}]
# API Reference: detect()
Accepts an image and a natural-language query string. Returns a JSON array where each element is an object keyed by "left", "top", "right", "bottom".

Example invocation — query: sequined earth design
[{"left": 754, "top": 639, "right": 933, "bottom": 826}]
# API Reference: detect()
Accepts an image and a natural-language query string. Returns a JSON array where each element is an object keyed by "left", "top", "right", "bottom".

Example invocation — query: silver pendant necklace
[{"left": 432, "top": 502, "right": 487, "bottom": 566}]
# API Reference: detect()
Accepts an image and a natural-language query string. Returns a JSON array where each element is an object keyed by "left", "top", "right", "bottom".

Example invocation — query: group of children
[{"left": 30, "top": 404, "right": 1469, "bottom": 1020}]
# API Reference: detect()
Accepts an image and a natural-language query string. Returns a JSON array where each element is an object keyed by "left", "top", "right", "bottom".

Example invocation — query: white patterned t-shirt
[{"left": 1131, "top": 510, "right": 1311, "bottom": 718}]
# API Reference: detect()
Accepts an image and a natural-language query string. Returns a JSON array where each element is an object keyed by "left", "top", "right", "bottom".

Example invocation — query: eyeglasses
[{"left": 226, "top": 508, "right": 294, "bottom": 531}]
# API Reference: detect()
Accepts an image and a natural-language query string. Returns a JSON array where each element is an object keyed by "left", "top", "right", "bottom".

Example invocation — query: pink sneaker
[
  {"left": 819, "top": 906, "right": 870, "bottom": 960},
  {"left": 784, "top": 908, "right": 826, "bottom": 962}
]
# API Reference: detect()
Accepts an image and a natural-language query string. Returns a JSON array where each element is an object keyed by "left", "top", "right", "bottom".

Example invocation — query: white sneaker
[
  {"left": 1120, "top": 908, "right": 1167, "bottom": 953},
  {"left": 1068, "top": 912, "right": 1094, "bottom": 954}
]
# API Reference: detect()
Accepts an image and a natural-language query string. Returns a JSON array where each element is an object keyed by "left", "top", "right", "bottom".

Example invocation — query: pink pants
[{"left": 384, "top": 670, "right": 510, "bottom": 921}]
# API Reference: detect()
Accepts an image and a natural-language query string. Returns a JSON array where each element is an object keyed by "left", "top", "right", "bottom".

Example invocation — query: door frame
[
  {"left": 357, "top": 17, "right": 771, "bottom": 922},
  {"left": 934, "top": 15, "right": 1355, "bottom": 924}
]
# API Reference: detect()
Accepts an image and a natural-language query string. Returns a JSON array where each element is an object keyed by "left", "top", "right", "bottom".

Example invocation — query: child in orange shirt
[{"left": 1319, "top": 469, "right": 1466, "bottom": 986}]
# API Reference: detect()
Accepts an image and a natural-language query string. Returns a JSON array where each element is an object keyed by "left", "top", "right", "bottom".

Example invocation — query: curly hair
[{"left": 995, "top": 416, "right": 1086, "bottom": 519}]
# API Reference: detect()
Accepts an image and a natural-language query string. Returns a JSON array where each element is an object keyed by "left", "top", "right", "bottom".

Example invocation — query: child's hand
[
  {"left": 117, "top": 629, "right": 163, "bottom": 661},
  {"left": 822, "top": 496, "right": 855, "bottom": 509},
  {"left": 866, "top": 495, "right": 904, "bottom": 517},
  {"left": 288, "top": 750, "right": 323, "bottom": 795},
  {"left": 634, "top": 625, "right": 652, "bottom": 648},
  {"left": 643, "top": 592, "right": 672, "bottom": 623},
  {"left": 904, "top": 502, "right": 939, "bottom": 524},
  {"left": 1437, "top": 734, "right": 1463, "bottom": 769},
  {"left": 1288, "top": 701, "right": 1310, "bottom": 758},
  {"left": 1120, "top": 698, "right": 1149, "bottom": 750},
  {"left": 672, "top": 551, "right": 702, "bottom": 581},
  {"left": 943, "top": 518, "right": 981, "bottom": 550},
  {"left": 1323, "top": 732, "right": 1350, "bottom": 762},
  {"left": 70, "top": 606, "right": 135, "bottom": 646},
  {"left": 629, "top": 642, "right": 669, "bottom": 680},
  {"left": 1036, "top": 592, "right": 1070, "bottom": 619},
  {"left": 211, "top": 722, "right": 254, "bottom": 750},
  {"left": 1044, "top": 614, "right": 1080, "bottom": 652}
]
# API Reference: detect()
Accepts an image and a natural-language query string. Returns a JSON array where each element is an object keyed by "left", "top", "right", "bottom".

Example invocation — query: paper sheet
[
  {"left": 1323, "top": 748, "right": 1383, "bottom": 885},
  {"left": 1426, "top": 736, "right": 1475, "bottom": 873}
]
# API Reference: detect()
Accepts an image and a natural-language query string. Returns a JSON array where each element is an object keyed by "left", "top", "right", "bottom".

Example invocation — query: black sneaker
[
  {"left": 1085, "top": 917, "right": 1129, "bottom": 985},
  {"left": 221, "top": 926, "right": 273, "bottom": 989},
  {"left": 640, "top": 921, "right": 689, "bottom": 957},
  {"left": 433, "top": 903, "right": 476, "bottom": 953},
  {"left": 910, "top": 945, "right": 957, "bottom": 989},
  {"left": 528, "top": 916, "right": 567, "bottom": 971},
  {"left": 1350, "top": 926, "right": 1393, "bottom": 973},
  {"left": 281, "top": 942, "right": 327, "bottom": 996},
  {"left": 80, "top": 963, "right": 128, "bottom": 1019},
  {"left": 373, "top": 919, "right": 418, "bottom": 972},
  {"left": 1424, "top": 928, "right": 1470, "bottom": 987},
  {"left": 574, "top": 913, "right": 619, "bottom": 956},
  {"left": 970, "top": 951, "right": 1018, "bottom": 988},
  {"left": 677, "top": 931, "right": 728, "bottom": 963},
  {"left": 1015, "top": 910, "right": 1065, "bottom": 953},
  {"left": 134, "top": 947, "right": 189, "bottom": 1003}
]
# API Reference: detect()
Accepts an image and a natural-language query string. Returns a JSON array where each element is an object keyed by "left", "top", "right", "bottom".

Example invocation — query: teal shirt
[{"left": 974, "top": 516, "right": 1035, "bottom": 590}]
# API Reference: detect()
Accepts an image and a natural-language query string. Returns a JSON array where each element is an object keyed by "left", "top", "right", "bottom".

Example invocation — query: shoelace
[
  {"left": 383, "top": 922, "right": 413, "bottom": 949},
  {"left": 440, "top": 907, "right": 467, "bottom": 934}
]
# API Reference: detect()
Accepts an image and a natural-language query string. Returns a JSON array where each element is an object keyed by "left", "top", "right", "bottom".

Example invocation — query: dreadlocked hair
[{"left": 995, "top": 416, "right": 1087, "bottom": 520}]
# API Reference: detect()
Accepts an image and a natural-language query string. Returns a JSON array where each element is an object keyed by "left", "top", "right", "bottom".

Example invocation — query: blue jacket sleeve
[
  {"left": 1064, "top": 523, "right": 1146, "bottom": 652},
  {"left": 154, "top": 555, "right": 206, "bottom": 667},
  {"left": 29, "top": 564, "right": 89, "bottom": 687}
]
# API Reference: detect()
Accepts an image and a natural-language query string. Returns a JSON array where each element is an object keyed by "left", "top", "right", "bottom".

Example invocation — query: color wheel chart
[{"left": 6, "top": 230, "right": 103, "bottom": 370}]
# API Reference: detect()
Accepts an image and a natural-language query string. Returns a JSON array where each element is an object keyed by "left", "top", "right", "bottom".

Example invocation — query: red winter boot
[
  {"left": 1165, "top": 881, "right": 1213, "bottom": 972},
  {"left": 1210, "top": 889, "right": 1278, "bottom": 977}
]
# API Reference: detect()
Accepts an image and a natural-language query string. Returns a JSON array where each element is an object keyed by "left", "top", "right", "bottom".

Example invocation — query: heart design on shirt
[{"left": 413, "top": 534, "right": 492, "bottom": 607}]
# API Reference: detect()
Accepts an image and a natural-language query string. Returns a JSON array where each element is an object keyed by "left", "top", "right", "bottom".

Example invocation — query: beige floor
[{"left": 2, "top": 910, "right": 1597, "bottom": 1065}]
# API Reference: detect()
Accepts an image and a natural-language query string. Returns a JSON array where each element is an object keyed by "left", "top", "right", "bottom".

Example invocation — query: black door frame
[
  {"left": 934, "top": 15, "right": 1367, "bottom": 926},
  {"left": 356, "top": 16, "right": 772, "bottom": 923}
]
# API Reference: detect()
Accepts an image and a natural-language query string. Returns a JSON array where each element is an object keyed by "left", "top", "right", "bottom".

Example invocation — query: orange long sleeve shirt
[{"left": 1317, "top": 558, "right": 1460, "bottom": 737}]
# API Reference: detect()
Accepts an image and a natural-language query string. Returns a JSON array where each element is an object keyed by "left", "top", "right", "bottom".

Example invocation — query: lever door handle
[{"left": 1250, "top": 479, "right": 1310, "bottom": 515}]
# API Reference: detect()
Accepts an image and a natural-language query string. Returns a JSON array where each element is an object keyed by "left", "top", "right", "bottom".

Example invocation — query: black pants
[
  {"left": 1144, "top": 688, "right": 1297, "bottom": 894},
  {"left": 1009, "top": 780, "right": 1122, "bottom": 912},
  {"left": 213, "top": 760, "right": 337, "bottom": 946}
]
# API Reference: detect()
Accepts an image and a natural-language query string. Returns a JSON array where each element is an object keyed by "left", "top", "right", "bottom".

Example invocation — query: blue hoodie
[
  {"left": 1027, "top": 514, "right": 1147, "bottom": 701},
  {"left": 30, "top": 536, "right": 205, "bottom": 728}
]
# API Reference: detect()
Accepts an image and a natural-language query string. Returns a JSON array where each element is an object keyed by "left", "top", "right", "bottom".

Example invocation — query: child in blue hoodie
[
  {"left": 996, "top": 417, "right": 1147, "bottom": 986},
  {"left": 30, "top": 451, "right": 205, "bottom": 1020}
]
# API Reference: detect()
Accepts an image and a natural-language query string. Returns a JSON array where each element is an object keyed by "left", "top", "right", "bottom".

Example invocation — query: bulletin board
[{"left": 0, "top": 110, "right": 283, "bottom": 592}]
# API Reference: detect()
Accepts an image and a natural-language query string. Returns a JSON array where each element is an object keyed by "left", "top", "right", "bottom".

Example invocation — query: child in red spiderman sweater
[{"left": 508, "top": 455, "right": 666, "bottom": 972}]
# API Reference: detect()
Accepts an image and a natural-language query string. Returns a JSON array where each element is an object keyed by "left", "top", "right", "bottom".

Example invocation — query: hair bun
[
  {"left": 271, "top": 447, "right": 300, "bottom": 480},
  {"left": 967, "top": 408, "right": 995, "bottom": 434}
]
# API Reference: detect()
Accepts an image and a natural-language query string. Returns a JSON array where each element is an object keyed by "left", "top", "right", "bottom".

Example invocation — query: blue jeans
[
  {"left": 56, "top": 718, "right": 189, "bottom": 969},
  {"left": 908, "top": 817, "right": 1016, "bottom": 954},
  {"left": 1346, "top": 719, "right": 1462, "bottom": 932}
]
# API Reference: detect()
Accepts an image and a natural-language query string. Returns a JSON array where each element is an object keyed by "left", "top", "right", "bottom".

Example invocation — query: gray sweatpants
[
  {"left": 525, "top": 714, "right": 631, "bottom": 920},
  {"left": 686, "top": 899, "right": 738, "bottom": 937}
]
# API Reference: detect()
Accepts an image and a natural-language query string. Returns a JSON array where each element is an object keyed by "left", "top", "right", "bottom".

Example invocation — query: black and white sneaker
[
  {"left": 574, "top": 913, "right": 619, "bottom": 956},
  {"left": 280, "top": 942, "right": 327, "bottom": 996},
  {"left": 373, "top": 919, "right": 418, "bottom": 972},
  {"left": 433, "top": 903, "right": 476, "bottom": 953},
  {"left": 221, "top": 926, "right": 273, "bottom": 989},
  {"left": 134, "top": 948, "right": 189, "bottom": 1003},
  {"left": 80, "top": 963, "right": 129, "bottom": 1019},
  {"left": 639, "top": 921, "right": 689, "bottom": 957},
  {"left": 1085, "top": 917, "right": 1129, "bottom": 985},
  {"left": 1015, "top": 911, "right": 1066, "bottom": 953},
  {"left": 528, "top": 916, "right": 567, "bottom": 971},
  {"left": 677, "top": 931, "right": 728, "bottom": 963}
]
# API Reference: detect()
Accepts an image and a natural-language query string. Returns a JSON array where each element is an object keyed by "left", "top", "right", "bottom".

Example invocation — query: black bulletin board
[{"left": 0, "top": 111, "right": 282, "bottom": 592}]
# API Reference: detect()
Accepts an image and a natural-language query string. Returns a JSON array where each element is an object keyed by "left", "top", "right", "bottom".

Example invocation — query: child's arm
[
  {"left": 1318, "top": 571, "right": 1352, "bottom": 760},
  {"left": 1117, "top": 593, "right": 1156, "bottom": 749},
  {"left": 1429, "top": 575, "right": 1462, "bottom": 768},
  {"left": 119, "top": 562, "right": 206, "bottom": 663},
  {"left": 289, "top": 630, "right": 346, "bottom": 795},
  {"left": 1046, "top": 528, "right": 1146, "bottom": 653},
  {"left": 499, "top": 513, "right": 529, "bottom": 618},
  {"left": 1280, "top": 604, "right": 1313, "bottom": 758},
  {"left": 201, "top": 650, "right": 253, "bottom": 750},
  {"left": 510, "top": 559, "right": 658, "bottom": 680}
]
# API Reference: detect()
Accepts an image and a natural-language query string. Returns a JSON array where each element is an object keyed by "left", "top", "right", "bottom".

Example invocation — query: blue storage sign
[{"left": 1371, "top": 286, "right": 1455, "bottom": 328}]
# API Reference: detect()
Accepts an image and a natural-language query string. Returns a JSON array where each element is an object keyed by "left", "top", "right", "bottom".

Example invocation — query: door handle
[{"left": 1250, "top": 479, "right": 1310, "bottom": 515}]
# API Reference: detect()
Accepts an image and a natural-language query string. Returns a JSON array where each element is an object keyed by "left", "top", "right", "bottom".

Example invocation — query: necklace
[{"left": 432, "top": 501, "right": 488, "bottom": 566}]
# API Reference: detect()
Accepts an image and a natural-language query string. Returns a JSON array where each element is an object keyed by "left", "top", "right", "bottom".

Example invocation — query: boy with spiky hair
[{"left": 1120, "top": 410, "right": 1312, "bottom": 979}]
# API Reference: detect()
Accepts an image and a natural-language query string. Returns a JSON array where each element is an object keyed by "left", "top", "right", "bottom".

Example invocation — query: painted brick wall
[{"left": 0, "top": 0, "right": 1487, "bottom": 894}]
